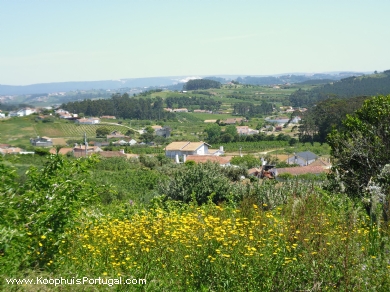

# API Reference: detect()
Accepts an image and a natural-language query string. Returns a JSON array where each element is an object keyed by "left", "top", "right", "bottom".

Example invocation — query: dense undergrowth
[{"left": 1, "top": 154, "right": 390, "bottom": 291}]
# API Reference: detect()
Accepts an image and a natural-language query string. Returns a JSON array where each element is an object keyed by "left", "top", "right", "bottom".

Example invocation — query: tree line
[
  {"left": 289, "top": 71, "right": 390, "bottom": 107},
  {"left": 183, "top": 79, "right": 221, "bottom": 90},
  {"left": 61, "top": 93, "right": 175, "bottom": 120},
  {"left": 233, "top": 101, "right": 274, "bottom": 117},
  {"left": 165, "top": 96, "right": 222, "bottom": 111},
  {"left": 298, "top": 96, "right": 368, "bottom": 144}
]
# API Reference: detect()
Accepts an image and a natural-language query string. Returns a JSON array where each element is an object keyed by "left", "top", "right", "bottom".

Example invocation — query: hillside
[{"left": 289, "top": 70, "right": 390, "bottom": 107}]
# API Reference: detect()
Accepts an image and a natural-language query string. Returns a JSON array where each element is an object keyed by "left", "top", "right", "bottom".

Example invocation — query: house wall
[{"left": 286, "top": 156, "right": 315, "bottom": 166}]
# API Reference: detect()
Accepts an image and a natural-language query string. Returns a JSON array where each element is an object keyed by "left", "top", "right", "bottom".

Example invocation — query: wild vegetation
[{"left": 0, "top": 96, "right": 390, "bottom": 291}]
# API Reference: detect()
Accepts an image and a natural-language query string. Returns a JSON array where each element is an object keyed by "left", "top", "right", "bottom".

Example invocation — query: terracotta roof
[
  {"left": 49, "top": 148, "right": 73, "bottom": 155},
  {"left": 186, "top": 155, "right": 232, "bottom": 165},
  {"left": 277, "top": 166, "right": 329, "bottom": 175},
  {"left": 151, "top": 125, "right": 163, "bottom": 130},
  {"left": 165, "top": 141, "right": 191, "bottom": 151},
  {"left": 182, "top": 141, "right": 208, "bottom": 151},
  {"left": 309, "top": 159, "right": 332, "bottom": 168},
  {"left": 73, "top": 145, "right": 103, "bottom": 152},
  {"left": 0, "top": 147, "right": 22, "bottom": 154},
  {"left": 248, "top": 167, "right": 261, "bottom": 175},
  {"left": 98, "top": 151, "right": 127, "bottom": 158}
]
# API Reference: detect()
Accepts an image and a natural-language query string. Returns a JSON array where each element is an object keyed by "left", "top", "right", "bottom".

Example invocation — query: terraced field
[{"left": 57, "top": 123, "right": 128, "bottom": 138}]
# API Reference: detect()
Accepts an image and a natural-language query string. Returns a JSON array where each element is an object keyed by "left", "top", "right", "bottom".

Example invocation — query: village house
[
  {"left": 75, "top": 117, "right": 100, "bottom": 125},
  {"left": 0, "top": 147, "right": 23, "bottom": 155},
  {"left": 185, "top": 155, "right": 232, "bottom": 166},
  {"left": 236, "top": 126, "right": 259, "bottom": 135},
  {"left": 165, "top": 141, "right": 210, "bottom": 159},
  {"left": 277, "top": 165, "right": 329, "bottom": 176},
  {"left": 107, "top": 131, "right": 127, "bottom": 139},
  {"left": 286, "top": 151, "right": 318, "bottom": 166},
  {"left": 72, "top": 145, "right": 103, "bottom": 157},
  {"left": 172, "top": 108, "right": 189, "bottom": 113},
  {"left": 155, "top": 126, "right": 171, "bottom": 138},
  {"left": 49, "top": 148, "right": 73, "bottom": 155},
  {"left": 100, "top": 115, "right": 116, "bottom": 119},
  {"left": 193, "top": 109, "right": 212, "bottom": 113},
  {"left": 223, "top": 118, "right": 246, "bottom": 124},
  {"left": 9, "top": 108, "right": 36, "bottom": 117},
  {"left": 30, "top": 136, "right": 53, "bottom": 147}
]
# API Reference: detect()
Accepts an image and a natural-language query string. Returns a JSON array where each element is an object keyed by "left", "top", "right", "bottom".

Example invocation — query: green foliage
[
  {"left": 230, "top": 154, "right": 261, "bottom": 169},
  {"left": 34, "top": 148, "right": 50, "bottom": 156},
  {"left": 298, "top": 96, "right": 367, "bottom": 143},
  {"left": 158, "top": 162, "right": 240, "bottom": 204},
  {"left": 0, "top": 154, "right": 108, "bottom": 274},
  {"left": 183, "top": 79, "right": 221, "bottom": 90},
  {"left": 328, "top": 95, "right": 390, "bottom": 215},
  {"left": 204, "top": 123, "right": 222, "bottom": 144},
  {"left": 95, "top": 126, "right": 110, "bottom": 137}
]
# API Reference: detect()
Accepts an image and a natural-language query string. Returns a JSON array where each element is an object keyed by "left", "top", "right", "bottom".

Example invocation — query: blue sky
[{"left": 0, "top": 0, "right": 389, "bottom": 85}]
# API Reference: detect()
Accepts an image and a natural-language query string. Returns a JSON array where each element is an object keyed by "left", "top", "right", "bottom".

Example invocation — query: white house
[
  {"left": 165, "top": 141, "right": 211, "bottom": 159},
  {"left": 9, "top": 108, "right": 35, "bottom": 117},
  {"left": 75, "top": 118, "right": 100, "bottom": 125},
  {"left": 128, "top": 139, "right": 137, "bottom": 146},
  {"left": 0, "top": 112, "right": 5, "bottom": 118},
  {"left": 286, "top": 151, "right": 318, "bottom": 166}
]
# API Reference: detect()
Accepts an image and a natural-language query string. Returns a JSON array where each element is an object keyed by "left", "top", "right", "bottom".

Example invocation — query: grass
[{"left": 0, "top": 117, "right": 135, "bottom": 146}]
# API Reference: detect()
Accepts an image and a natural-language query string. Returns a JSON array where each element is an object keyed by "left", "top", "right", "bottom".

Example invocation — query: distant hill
[
  {"left": 0, "top": 77, "right": 187, "bottom": 95},
  {"left": 0, "top": 72, "right": 369, "bottom": 96},
  {"left": 289, "top": 71, "right": 390, "bottom": 107}
]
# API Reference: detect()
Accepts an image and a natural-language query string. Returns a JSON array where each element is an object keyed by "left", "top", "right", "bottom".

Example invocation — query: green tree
[
  {"left": 96, "top": 126, "right": 110, "bottom": 137},
  {"left": 328, "top": 95, "right": 390, "bottom": 215},
  {"left": 158, "top": 162, "right": 239, "bottom": 204},
  {"left": 204, "top": 124, "right": 221, "bottom": 144},
  {"left": 230, "top": 154, "right": 260, "bottom": 169}
]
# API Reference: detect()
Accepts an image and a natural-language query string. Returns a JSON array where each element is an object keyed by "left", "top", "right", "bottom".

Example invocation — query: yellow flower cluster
[{"left": 59, "top": 203, "right": 379, "bottom": 283}]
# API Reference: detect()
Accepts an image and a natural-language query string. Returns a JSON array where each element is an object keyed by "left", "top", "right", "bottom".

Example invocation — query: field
[{"left": 0, "top": 117, "right": 136, "bottom": 146}]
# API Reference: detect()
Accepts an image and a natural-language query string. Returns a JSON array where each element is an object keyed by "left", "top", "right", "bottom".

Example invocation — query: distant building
[
  {"left": 100, "top": 115, "right": 116, "bottom": 119},
  {"left": 223, "top": 118, "right": 245, "bottom": 124},
  {"left": 165, "top": 141, "right": 210, "bottom": 159},
  {"left": 75, "top": 118, "right": 100, "bottom": 124},
  {"left": 236, "top": 126, "right": 259, "bottom": 135},
  {"left": 172, "top": 108, "right": 188, "bottom": 112},
  {"left": 9, "top": 108, "right": 36, "bottom": 117},
  {"left": 286, "top": 151, "right": 318, "bottom": 166},
  {"left": 30, "top": 136, "right": 53, "bottom": 147},
  {"left": 72, "top": 145, "right": 103, "bottom": 157},
  {"left": 107, "top": 131, "right": 127, "bottom": 139},
  {"left": 155, "top": 126, "right": 171, "bottom": 138},
  {"left": 185, "top": 155, "right": 231, "bottom": 166}
]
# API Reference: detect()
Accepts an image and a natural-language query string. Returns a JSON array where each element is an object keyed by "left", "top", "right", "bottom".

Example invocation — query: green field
[{"left": 0, "top": 117, "right": 136, "bottom": 146}]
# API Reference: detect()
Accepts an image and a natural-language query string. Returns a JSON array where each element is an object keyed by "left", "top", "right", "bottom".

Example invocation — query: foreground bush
[{"left": 52, "top": 193, "right": 390, "bottom": 291}]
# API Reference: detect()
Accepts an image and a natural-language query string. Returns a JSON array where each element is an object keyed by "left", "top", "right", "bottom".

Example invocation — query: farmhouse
[
  {"left": 236, "top": 126, "right": 259, "bottom": 135},
  {"left": 30, "top": 136, "right": 53, "bottom": 147},
  {"left": 223, "top": 118, "right": 245, "bottom": 125},
  {"left": 75, "top": 118, "right": 100, "bottom": 124},
  {"left": 286, "top": 151, "right": 318, "bottom": 166},
  {"left": 277, "top": 165, "right": 329, "bottom": 176},
  {"left": 9, "top": 108, "right": 36, "bottom": 117},
  {"left": 165, "top": 141, "right": 210, "bottom": 159},
  {"left": 100, "top": 115, "right": 116, "bottom": 119},
  {"left": 185, "top": 155, "right": 232, "bottom": 166},
  {"left": 155, "top": 126, "right": 171, "bottom": 138},
  {"left": 73, "top": 145, "right": 103, "bottom": 157}
]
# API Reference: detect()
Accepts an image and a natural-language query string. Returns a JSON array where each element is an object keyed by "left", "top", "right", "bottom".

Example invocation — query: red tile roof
[
  {"left": 186, "top": 155, "right": 232, "bottom": 165},
  {"left": 277, "top": 166, "right": 329, "bottom": 175}
]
